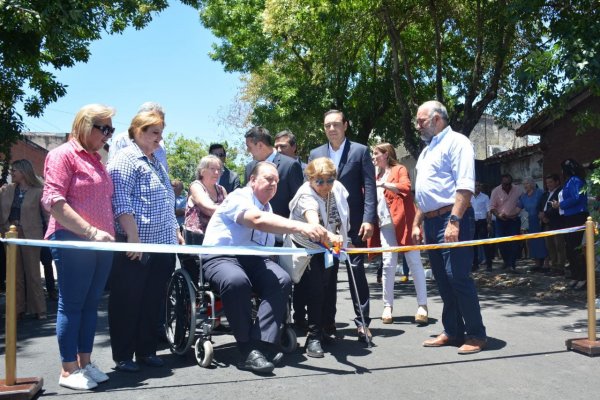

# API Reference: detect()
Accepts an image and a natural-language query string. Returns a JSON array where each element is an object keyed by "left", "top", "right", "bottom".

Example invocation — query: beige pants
[
  {"left": 14, "top": 229, "right": 46, "bottom": 315},
  {"left": 545, "top": 234, "right": 566, "bottom": 269}
]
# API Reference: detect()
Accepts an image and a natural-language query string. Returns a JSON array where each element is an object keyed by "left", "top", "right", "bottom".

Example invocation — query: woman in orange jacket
[{"left": 370, "top": 143, "right": 428, "bottom": 325}]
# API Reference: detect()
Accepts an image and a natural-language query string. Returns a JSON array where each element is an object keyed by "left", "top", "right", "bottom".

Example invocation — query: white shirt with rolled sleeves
[
  {"left": 202, "top": 186, "right": 275, "bottom": 247},
  {"left": 415, "top": 126, "right": 475, "bottom": 212}
]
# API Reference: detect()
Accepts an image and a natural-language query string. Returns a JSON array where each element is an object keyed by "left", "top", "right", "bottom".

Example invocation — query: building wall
[
  {"left": 5, "top": 140, "right": 48, "bottom": 177},
  {"left": 539, "top": 97, "right": 600, "bottom": 178}
]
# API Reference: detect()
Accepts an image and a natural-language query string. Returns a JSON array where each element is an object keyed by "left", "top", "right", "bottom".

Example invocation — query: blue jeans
[
  {"left": 50, "top": 230, "right": 113, "bottom": 362},
  {"left": 424, "top": 208, "right": 486, "bottom": 339},
  {"left": 494, "top": 218, "right": 521, "bottom": 268}
]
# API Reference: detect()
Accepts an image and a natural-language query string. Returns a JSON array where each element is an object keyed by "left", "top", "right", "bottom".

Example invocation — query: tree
[
  {"left": 198, "top": 0, "right": 599, "bottom": 158},
  {"left": 164, "top": 132, "right": 244, "bottom": 189},
  {"left": 0, "top": 0, "right": 200, "bottom": 168}
]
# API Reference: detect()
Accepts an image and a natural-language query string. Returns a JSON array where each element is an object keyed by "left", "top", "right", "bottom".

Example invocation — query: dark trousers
[
  {"left": 424, "top": 208, "right": 486, "bottom": 339},
  {"left": 473, "top": 220, "right": 494, "bottom": 268},
  {"left": 324, "top": 233, "right": 371, "bottom": 328},
  {"left": 40, "top": 247, "right": 56, "bottom": 293},
  {"left": 108, "top": 251, "right": 175, "bottom": 361},
  {"left": 202, "top": 255, "right": 291, "bottom": 347},
  {"left": 495, "top": 217, "right": 521, "bottom": 268},
  {"left": 563, "top": 212, "right": 588, "bottom": 281},
  {"left": 292, "top": 271, "right": 309, "bottom": 323},
  {"left": 301, "top": 253, "right": 333, "bottom": 337}
]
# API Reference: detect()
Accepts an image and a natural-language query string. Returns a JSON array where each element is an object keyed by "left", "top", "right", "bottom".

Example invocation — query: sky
[{"left": 19, "top": 2, "right": 243, "bottom": 147}]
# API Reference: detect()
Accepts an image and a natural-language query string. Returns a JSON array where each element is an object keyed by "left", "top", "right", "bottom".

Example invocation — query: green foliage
[
  {"left": 164, "top": 132, "right": 208, "bottom": 188},
  {"left": 198, "top": 0, "right": 600, "bottom": 159},
  {"left": 163, "top": 132, "right": 244, "bottom": 189}
]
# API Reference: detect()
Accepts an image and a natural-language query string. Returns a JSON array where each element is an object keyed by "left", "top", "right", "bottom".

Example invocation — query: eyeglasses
[
  {"left": 212, "top": 152, "right": 226, "bottom": 158},
  {"left": 93, "top": 124, "right": 115, "bottom": 136},
  {"left": 314, "top": 177, "right": 335, "bottom": 186}
]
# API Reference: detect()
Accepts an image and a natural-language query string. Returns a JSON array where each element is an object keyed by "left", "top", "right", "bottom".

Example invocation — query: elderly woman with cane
[{"left": 288, "top": 157, "right": 350, "bottom": 357}]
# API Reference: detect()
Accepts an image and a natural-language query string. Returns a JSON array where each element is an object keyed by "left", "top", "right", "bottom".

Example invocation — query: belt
[{"left": 423, "top": 205, "right": 453, "bottom": 219}]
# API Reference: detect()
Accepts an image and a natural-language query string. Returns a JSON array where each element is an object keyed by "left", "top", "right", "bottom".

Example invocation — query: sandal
[
  {"left": 381, "top": 306, "right": 393, "bottom": 324},
  {"left": 415, "top": 305, "right": 428, "bottom": 325}
]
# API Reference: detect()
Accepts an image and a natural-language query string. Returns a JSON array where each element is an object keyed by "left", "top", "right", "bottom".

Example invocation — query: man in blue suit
[
  {"left": 309, "top": 109, "right": 376, "bottom": 342},
  {"left": 244, "top": 126, "right": 304, "bottom": 223}
]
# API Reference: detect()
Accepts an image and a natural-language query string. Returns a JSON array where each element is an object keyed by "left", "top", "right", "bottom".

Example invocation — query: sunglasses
[
  {"left": 314, "top": 177, "right": 335, "bottom": 186},
  {"left": 93, "top": 124, "right": 115, "bottom": 136},
  {"left": 212, "top": 153, "right": 226, "bottom": 158}
]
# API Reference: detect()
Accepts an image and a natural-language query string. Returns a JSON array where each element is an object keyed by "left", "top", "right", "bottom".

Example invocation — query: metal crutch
[{"left": 345, "top": 259, "right": 373, "bottom": 348}]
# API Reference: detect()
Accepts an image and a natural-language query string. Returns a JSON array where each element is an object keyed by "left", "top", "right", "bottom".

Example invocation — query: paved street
[{"left": 1, "top": 263, "right": 599, "bottom": 399}]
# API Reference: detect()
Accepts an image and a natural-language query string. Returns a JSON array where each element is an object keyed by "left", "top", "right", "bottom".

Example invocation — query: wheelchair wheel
[
  {"left": 194, "top": 338, "right": 214, "bottom": 368},
  {"left": 280, "top": 325, "right": 297, "bottom": 353},
  {"left": 165, "top": 269, "right": 197, "bottom": 355}
]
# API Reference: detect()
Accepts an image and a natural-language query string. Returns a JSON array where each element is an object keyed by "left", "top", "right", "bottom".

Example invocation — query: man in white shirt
[
  {"left": 202, "top": 162, "right": 328, "bottom": 375},
  {"left": 471, "top": 181, "right": 494, "bottom": 271}
]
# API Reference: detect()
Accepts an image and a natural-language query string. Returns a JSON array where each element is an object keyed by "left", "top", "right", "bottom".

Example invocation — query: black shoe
[
  {"left": 305, "top": 338, "right": 324, "bottom": 358},
  {"left": 137, "top": 355, "right": 164, "bottom": 367},
  {"left": 237, "top": 350, "right": 274, "bottom": 374},
  {"left": 509, "top": 268, "right": 521, "bottom": 274},
  {"left": 115, "top": 360, "right": 140, "bottom": 372}
]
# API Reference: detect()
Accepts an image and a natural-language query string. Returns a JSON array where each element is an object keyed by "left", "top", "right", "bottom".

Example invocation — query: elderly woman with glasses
[
  {"left": 181, "top": 154, "right": 227, "bottom": 282},
  {"left": 42, "top": 104, "right": 117, "bottom": 391},
  {"left": 370, "top": 143, "right": 428, "bottom": 325},
  {"left": 288, "top": 157, "right": 350, "bottom": 358}
]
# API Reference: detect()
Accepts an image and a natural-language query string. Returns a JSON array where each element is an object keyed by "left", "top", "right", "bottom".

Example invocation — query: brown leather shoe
[
  {"left": 458, "top": 338, "right": 487, "bottom": 354},
  {"left": 422, "top": 333, "right": 462, "bottom": 347}
]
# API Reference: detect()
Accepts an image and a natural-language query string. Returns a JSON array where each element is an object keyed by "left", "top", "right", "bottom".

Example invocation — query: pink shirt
[
  {"left": 42, "top": 140, "right": 115, "bottom": 238},
  {"left": 490, "top": 184, "right": 523, "bottom": 217}
]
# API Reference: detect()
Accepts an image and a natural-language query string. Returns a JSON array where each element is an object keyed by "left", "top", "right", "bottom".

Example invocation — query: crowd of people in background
[{"left": 0, "top": 99, "right": 596, "bottom": 388}]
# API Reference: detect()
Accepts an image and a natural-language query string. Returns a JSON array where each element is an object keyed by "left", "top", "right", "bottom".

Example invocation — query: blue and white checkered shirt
[{"left": 108, "top": 143, "right": 178, "bottom": 244}]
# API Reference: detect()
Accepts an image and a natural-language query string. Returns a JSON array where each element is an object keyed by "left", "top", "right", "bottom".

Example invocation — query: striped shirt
[{"left": 108, "top": 143, "right": 177, "bottom": 244}]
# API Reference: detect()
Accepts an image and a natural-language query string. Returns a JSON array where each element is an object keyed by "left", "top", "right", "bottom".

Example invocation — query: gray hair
[
  {"left": 138, "top": 102, "right": 165, "bottom": 118},
  {"left": 196, "top": 155, "right": 223, "bottom": 180},
  {"left": 522, "top": 177, "right": 535, "bottom": 185},
  {"left": 420, "top": 100, "right": 449, "bottom": 124}
]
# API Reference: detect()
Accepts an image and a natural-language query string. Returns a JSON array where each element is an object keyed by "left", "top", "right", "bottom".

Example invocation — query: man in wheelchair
[{"left": 202, "top": 162, "right": 329, "bottom": 374}]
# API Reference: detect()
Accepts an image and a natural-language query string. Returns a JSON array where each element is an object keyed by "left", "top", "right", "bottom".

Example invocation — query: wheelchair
[{"left": 164, "top": 257, "right": 298, "bottom": 368}]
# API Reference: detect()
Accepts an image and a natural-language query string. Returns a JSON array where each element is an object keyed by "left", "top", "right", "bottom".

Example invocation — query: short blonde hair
[
  {"left": 196, "top": 155, "right": 223, "bottom": 180},
  {"left": 128, "top": 111, "right": 165, "bottom": 139},
  {"left": 70, "top": 104, "right": 115, "bottom": 142},
  {"left": 305, "top": 157, "right": 337, "bottom": 180}
]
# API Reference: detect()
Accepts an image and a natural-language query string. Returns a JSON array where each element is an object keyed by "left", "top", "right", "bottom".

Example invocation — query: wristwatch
[{"left": 449, "top": 214, "right": 461, "bottom": 223}]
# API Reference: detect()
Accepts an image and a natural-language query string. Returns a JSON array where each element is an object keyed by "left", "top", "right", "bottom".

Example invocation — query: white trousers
[{"left": 380, "top": 224, "right": 428, "bottom": 308}]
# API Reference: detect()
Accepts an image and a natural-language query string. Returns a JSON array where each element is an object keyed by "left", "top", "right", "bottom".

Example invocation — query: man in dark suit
[
  {"left": 209, "top": 143, "right": 241, "bottom": 194},
  {"left": 309, "top": 109, "right": 376, "bottom": 342},
  {"left": 244, "top": 126, "right": 303, "bottom": 222},
  {"left": 538, "top": 173, "right": 566, "bottom": 275}
]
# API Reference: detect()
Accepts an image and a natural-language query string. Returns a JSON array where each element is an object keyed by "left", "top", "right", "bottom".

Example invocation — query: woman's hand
[{"left": 93, "top": 229, "right": 115, "bottom": 242}]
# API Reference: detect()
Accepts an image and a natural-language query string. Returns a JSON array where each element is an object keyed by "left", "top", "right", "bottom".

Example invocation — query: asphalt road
[{"left": 1, "top": 263, "right": 599, "bottom": 400}]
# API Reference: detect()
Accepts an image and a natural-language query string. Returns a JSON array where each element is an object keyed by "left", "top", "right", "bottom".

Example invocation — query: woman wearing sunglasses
[
  {"left": 288, "top": 157, "right": 350, "bottom": 358},
  {"left": 42, "top": 104, "right": 117, "bottom": 390},
  {"left": 370, "top": 143, "right": 428, "bottom": 325}
]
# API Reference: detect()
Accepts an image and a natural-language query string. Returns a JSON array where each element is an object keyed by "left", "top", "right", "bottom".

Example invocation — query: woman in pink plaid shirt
[{"left": 42, "top": 104, "right": 116, "bottom": 391}]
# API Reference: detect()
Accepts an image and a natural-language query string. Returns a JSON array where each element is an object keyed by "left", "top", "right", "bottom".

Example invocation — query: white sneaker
[
  {"left": 58, "top": 369, "right": 98, "bottom": 390},
  {"left": 83, "top": 362, "right": 109, "bottom": 383}
]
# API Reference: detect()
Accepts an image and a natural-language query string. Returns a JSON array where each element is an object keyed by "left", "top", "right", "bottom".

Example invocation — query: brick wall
[
  {"left": 540, "top": 97, "right": 600, "bottom": 179},
  {"left": 5, "top": 140, "right": 48, "bottom": 177}
]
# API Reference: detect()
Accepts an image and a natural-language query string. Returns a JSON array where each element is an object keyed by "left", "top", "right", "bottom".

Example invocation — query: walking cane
[{"left": 344, "top": 259, "right": 373, "bottom": 348}]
